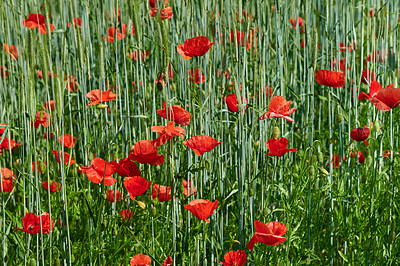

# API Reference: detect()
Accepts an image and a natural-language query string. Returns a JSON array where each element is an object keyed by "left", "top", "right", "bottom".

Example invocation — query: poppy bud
[
  {"left": 337, "top": 113, "right": 344, "bottom": 124},
  {"left": 365, "top": 156, "right": 373, "bottom": 166},
  {"left": 29, "top": 258, "right": 37, "bottom": 266},
  {"left": 273, "top": 126, "right": 280, "bottom": 138},
  {"left": 97, "top": 104, "right": 108, "bottom": 109},
  {"left": 14, "top": 159, "right": 20, "bottom": 166},
  {"left": 136, "top": 200, "right": 146, "bottom": 209},
  {"left": 373, "top": 120, "right": 382, "bottom": 133},
  {"left": 39, "top": 161, "right": 47, "bottom": 173},
  {"left": 129, "top": 145, "right": 135, "bottom": 153},
  {"left": 175, "top": 173, "right": 183, "bottom": 179},
  {"left": 150, "top": 208, "right": 157, "bottom": 217},
  {"left": 152, "top": 198, "right": 159, "bottom": 205},
  {"left": 204, "top": 159, "right": 211, "bottom": 170},
  {"left": 88, "top": 153, "right": 94, "bottom": 161},
  {"left": 249, "top": 187, "right": 254, "bottom": 197},
  {"left": 311, "top": 155, "right": 318, "bottom": 164},
  {"left": 308, "top": 166, "right": 315, "bottom": 178},
  {"left": 253, "top": 140, "right": 259, "bottom": 147},
  {"left": 317, "top": 152, "right": 324, "bottom": 164},
  {"left": 319, "top": 167, "right": 329, "bottom": 175},
  {"left": 157, "top": 82, "right": 163, "bottom": 92},
  {"left": 232, "top": 240, "right": 241, "bottom": 245},
  {"left": 113, "top": 229, "right": 118, "bottom": 236}
]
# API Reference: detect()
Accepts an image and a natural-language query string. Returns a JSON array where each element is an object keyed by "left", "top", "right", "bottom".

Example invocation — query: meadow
[{"left": 1, "top": 0, "right": 400, "bottom": 265}]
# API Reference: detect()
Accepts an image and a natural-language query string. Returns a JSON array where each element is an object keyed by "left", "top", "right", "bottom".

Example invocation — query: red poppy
[
  {"left": 151, "top": 121, "right": 185, "bottom": 147},
  {"left": 267, "top": 137, "right": 297, "bottom": 157},
  {"left": 3, "top": 43, "right": 19, "bottom": 60},
  {"left": 14, "top": 212, "right": 54, "bottom": 234},
  {"left": 184, "top": 199, "right": 218, "bottom": 223},
  {"left": 229, "top": 30, "right": 245, "bottom": 46},
  {"left": 42, "top": 181, "right": 61, "bottom": 192},
  {"left": 150, "top": 7, "right": 173, "bottom": 19},
  {"left": 34, "top": 111, "right": 51, "bottom": 128},
  {"left": 67, "top": 17, "right": 81, "bottom": 29},
  {"left": 43, "top": 100, "right": 56, "bottom": 110},
  {"left": 128, "top": 140, "right": 165, "bottom": 165},
  {"left": 43, "top": 132, "right": 54, "bottom": 140},
  {"left": 151, "top": 184, "right": 172, "bottom": 201},
  {"left": 1, "top": 168, "right": 15, "bottom": 192},
  {"left": 315, "top": 70, "right": 345, "bottom": 87},
  {"left": 0, "top": 123, "right": 7, "bottom": 135},
  {"left": 331, "top": 58, "right": 348, "bottom": 71},
  {"left": 120, "top": 209, "right": 132, "bottom": 221},
  {"left": 107, "top": 24, "right": 133, "bottom": 43},
  {"left": 358, "top": 81, "right": 400, "bottom": 111},
  {"left": 0, "top": 137, "right": 22, "bottom": 155},
  {"left": 289, "top": 17, "right": 304, "bottom": 29},
  {"left": 188, "top": 68, "right": 205, "bottom": 84},
  {"left": 130, "top": 254, "right": 151, "bottom": 266},
  {"left": 65, "top": 75, "right": 78, "bottom": 92},
  {"left": 361, "top": 69, "right": 377, "bottom": 85},
  {"left": 219, "top": 250, "right": 247, "bottom": 266},
  {"left": 22, "top": 13, "right": 55, "bottom": 34},
  {"left": 183, "top": 179, "right": 196, "bottom": 197},
  {"left": 32, "top": 161, "right": 47, "bottom": 173},
  {"left": 339, "top": 40, "right": 357, "bottom": 52},
  {"left": 224, "top": 94, "right": 248, "bottom": 113},
  {"left": 177, "top": 36, "right": 214, "bottom": 60},
  {"left": 246, "top": 220, "right": 287, "bottom": 250},
  {"left": 350, "top": 150, "right": 365, "bottom": 164},
  {"left": 124, "top": 176, "right": 152, "bottom": 199},
  {"left": 1, "top": 66, "right": 7, "bottom": 78},
  {"left": 52, "top": 150, "right": 76, "bottom": 165},
  {"left": 157, "top": 102, "right": 191, "bottom": 126},
  {"left": 86, "top": 89, "right": 118, "bottom": 106},
  {"left": 350, "top": 126, "right": 370, "bottom": 145},
  {"left": 38, "top": 70, "right": 56, "bottom": 79},
  {"left": 327, "top": 154, "right": 345, "bottom": 169},
  {"left": 106, "top": 190, "right": 123, "bottom": 202},
  {"left": 79, "top": 158, "right": 117, "bottom": 186},
  {"left": 162, "top": 255, "right": 173, "bottom": 266},
  {"left": 58, "top": 134, "right": 77, "bottom": 148},
  {"left": 183, "top": 135, "right": 222, "bottom": 156},
  {"left": 259, "top": 96, "right": 296, "bottom": 122},
  {"left": 366, "top": 50, "right": 386, "bottom": 63},
  {"left": 110, "top": 157, "right": 141, "bottom": 177},
  {"left": 265, "top": 86, "right": 273, "bottom": 98},
  {"left": 129, "top": 50, "right": 151, "bottom": 61},
  {"left": 383, "top": 150, "right": 391, "bottom": 159}
]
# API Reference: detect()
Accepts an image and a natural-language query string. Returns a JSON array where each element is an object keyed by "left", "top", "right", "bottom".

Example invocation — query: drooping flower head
[
  {"left": 259, "top": 96, "right": 296, "bottom": 122},
  {"left": 246, "top": 220, "right": 287, "bottom": 250},
  {"left": 224, "top": 94, "right": 248, "bottom": 113},
  {"left": 177, "top": 36, "right": 214, "bottom": 60}
]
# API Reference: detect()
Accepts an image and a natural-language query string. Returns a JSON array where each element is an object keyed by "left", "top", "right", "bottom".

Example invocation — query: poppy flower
[
  {"left": 259, "top": 96, "right": 296, "bottom": 122},
  {"left": 151, "top": 121, "right": 185, "bottom": 147},
  {"left": 67, "top": 17, "right": 81, "bottom": 29},
  {"left": 22, "top": 13, "right": 55, "bottom": 34},
  {"left": 3, "top": 43, "right": 19, "bottom": 60},
  {"left": 177, "top": 36, "right": 214, "bottom": 60},
  {"left": 150, "top": 7, "right": 173, "bottom": 19},
  {"left": 246, "top": 220, "right": 287, "bottom": 250},
  {"left": 350, "top": 126, "right": 370, "bottom": 145},
  {"left": 350, "top": 150, "right": 365, "bottom": 163},
  {"left": 86, "top": 89, "right": 118, "bottom": 106},
  {"left": 124, "top": 176, "right": 152, "bottom": 199},
  {"left": 339, "top": 40, "right": 357, "bottom": 52},
  {"left": 188, "top": 68, "right": 205, "bottom": 84},
  {"left": 43, "top": 100, "right": 56, "bottom": 110},
  {"left": 58, "top": 134, "right": 77, "bottom": 148},
  {"left": 34, "top": 111, "right": 51, "bottom": 128},
  {"left": 129, "top": 50, "right": 151, "bottom": 61},
  {"left": 128, "top": 140, "right": 165, "bottom": 165},
  {"left": 14, "top": 212, "right": 54, "bottom": 234},
  {"left": 183, "top": 135, "right": 222, "bottom": 156},
  {"left": 1, "top": 66, "right": 7, "bottom": 78},
  {"left": 289, "top": 17, "right": 304, "bottom": 29},
  {"left": 0, "top": 123, "right": 7, "bottom": 135},
  {"left": 229, "top": 30, "right": 246, "bottom": 46},
  {"left": 0, "top": 137, "right": 22, "bottom": 155},
  {"left": 32, "top": 161, "right": 47, "bottom": 173},
  {"left": 315, "top": 70, "right": 345, "bottom": 87},
  {"left": 267, "top": 137, "right": 297, "bottom": 157},
  {"left": 43, "top": 132, "right": 54, "bottom": 140},
  {"left": 184, "top": 199, "right": 218, "bottom": 223},
  {"left": 107, "top": 24, "right": 132, "bottom": 43},
  {"left": 183, "top": 179, "right": 196, "bottom": 197},
  {"left": 157, "top": 102, "right": 191, "bottom": 126},
  {"left": 1, "top": 168, "right": 15, "bottom": 192},
  {"left": 361, "top": 69, "right": 377, "bottom": 85},
  {"left": 120, "top": 209, "right": 132, "bottom": 221},
  {"left": 264, "top": 86, "right": 273, "bottom": 98},
  {"left": 151, "top": 184, "right": 172, "bottom": 201},
  {"left": 219, "top": 250, "right": 247, "bottom": 266},
  {"left": 110, "top": 157, "right": 141, "bottom": 177},
  {"left": 383, "top": 150, "right": 391, "bottom": 159},
  {"left": 327, "top": 154, "right": 345, "bottom": 169},
  {"left": 79, "top": 158, "right": 117, "bottom": 186},
  {"left": 52, "top": 150, "right": 76, "bottom": 165},
  {"left": 38, "top": 70, "right": 56, "bottom": 79},
  {"left": 358, "top": 81, "right": 400, "bottom": 111},
  {"left": 331, "top": 58, "right": 348, "bottom": 71},
  {"left": 130, "top": 254, "right": 151, "bottom": 266},
  {"left": 42, "top": 181, "right": 61, "bottom": 192},
  {"left": 65, "top": 75, "right": 78, "bottom": 92},
  {"left": 106, "top": 189, "right": 123, "bottom": 202},
  {"left": 224, "top": 94, "right": 248, "bottom": 113},
  {"left": 162, "top": 255, "right": 173, "bottom": 266}
]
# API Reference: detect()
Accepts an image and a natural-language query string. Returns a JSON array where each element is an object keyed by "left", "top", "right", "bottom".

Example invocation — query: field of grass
[{"left": 1, "top": 0, "right": 400, "bottom": 265}]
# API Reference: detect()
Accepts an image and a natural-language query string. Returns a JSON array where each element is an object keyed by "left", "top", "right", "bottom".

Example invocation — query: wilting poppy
[
  {"left": 110, "top": 157, "right": 141, "bottom": 177},
  {"left": 22, "top": 13, "right": 55, "bottom": 34},
  {"left": 246, "top": 220, "right": 287, "bottom": 250},
  {"left": 124, "top": 176, "right": 152, "bottom": 199},
  {"left": 183, "top": 179, "right": 196, "bottom": 197},
  {"left": 52, "top": 150, "right": 76, "bottom": 165},
  {"left": 0, "top": 137, "right": 22, "bottom": 155},
  {"left": 188, "top": 68, "right": 205, "bottom": 84},
  {"left": 130, "top": 254, "right": 151, "bottom": 266},
  {"left": 79, "top": 158, "right": 117, "bottom": 186},
  {"left": 128, "top": 140, "right": 165, "bottom": 165},
  {"left": 185, "top": 199, "right": 218, "bottom": 223},
  {"left": 183, "top": 135, "right": 222, "bottom": 156},
  {"left": 162, "top": 255, "right": 173, "bottom": 266},
  {"left": 43, "top": 100, "right": 56, "bottom": 110},
  {"left": 151, "top": 184, "right": 172, "bottom": 202},
  {"left": 106, "top": 189, "right": 123, "bottom": 202},
  {"left": 224, "top": 94, "right": 248, "bottom": 113},
  {"left": 315, "top": 70, "right": 345, "bottom": 87},
  {"left": 219, "top": 250, "right": 247, "bottom": 266},
  {"left": 58, "top": 134, "right": 77, "bottom": 148},
  {"left": 289, "top": 17, "right": 304, "bottom": 29},
  {"left": 0, "top": 123, "right": 7, "bottom": 135},
  {"left": 120, "top": 209, "right": 132, "bottom": 221},
  {"left": 14, "top": 212, "right": 54, "bottom": 234},
  {"left": 3, "top": 43, "right": 19, "bottom": 60},
  {"left": 157, "top": 102, "right": 191, "bottom": 126},
  {"left": 350, "top": 150, "right": 365, "bottom": 164},
  {"left": 86, "top": 89, "right": 118, "bottom": 106},
  {"left": 259, "top": 96, "right": 296, "bottom": 122},
  {"left": 151, "top": 121, "right": 185, "bottom": 147},
  {"left": 177, "top": 36, "right": 214, "bottom": 60},
  {"left": 34, "top": 111, "right": 50, "bottom": 128},
  {"left": 350, "top": 126, "right": 370, "bottom": 145},
  {"left": 1, "top": 168, "right": 14, "bottom": 192},
  {"left": 361, "top": 69, "right": 377, "bottom": 85},
  {"left": 150, "top": 7, "right": 173, "bottom": 19},
  {"left": 1, "top": 66, "right": 7, "bottom": 78},
  {"left": 42, "top": 181, "right": 61, "bottom": 192},
  {"left": 358, "top": 81, "right": 400, "bottom": 111},
  {"left": 267, "top": 137, "right": 297, "bottom": 157}
]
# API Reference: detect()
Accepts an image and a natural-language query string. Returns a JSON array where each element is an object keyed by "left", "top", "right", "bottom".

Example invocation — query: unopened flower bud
[
  {"left": 317, "top": 152, "right": 324, "bottom": 164},
  {"left": 97, "top": 104, "right": 108, "bottom": 109},
  {"left": 337, "top": 113, "right": 344, "bottom": 124},
  {"left": 273, "top": 126, "right": 280, "bottom": 138},
  {"left": 309, "top": 166, "right": 315, "bottom": 178}
]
